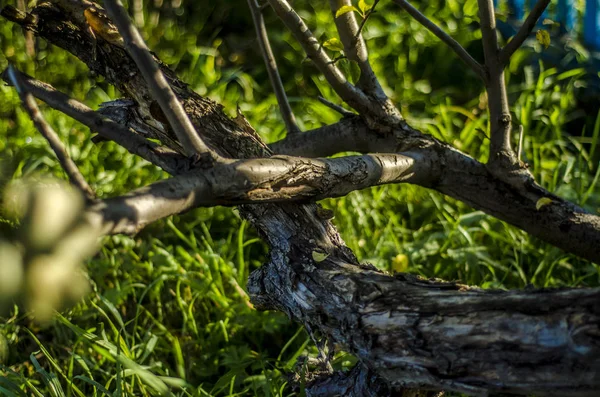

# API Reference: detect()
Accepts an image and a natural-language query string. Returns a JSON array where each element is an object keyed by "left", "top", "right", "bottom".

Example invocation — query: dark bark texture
[{"left": 2, "top": 2, "right": 600, "bottom": 396}]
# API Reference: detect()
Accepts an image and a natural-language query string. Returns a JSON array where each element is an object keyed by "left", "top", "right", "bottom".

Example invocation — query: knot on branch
[{"left": 499, "top": 113, "right": 511, "bottom": 126}]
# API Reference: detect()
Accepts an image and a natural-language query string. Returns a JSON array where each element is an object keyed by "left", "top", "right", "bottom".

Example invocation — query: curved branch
[
  {"left": 6, "top": 66, "right": 95, "bottom": 200},
  {"left": 1, "top": 68, "right": 189, "bottom": 175}
]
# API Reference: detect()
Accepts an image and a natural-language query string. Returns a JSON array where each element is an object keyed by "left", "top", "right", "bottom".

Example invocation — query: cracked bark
[{"left": 2, "top": 2, "right": 600, "bottom": 396}]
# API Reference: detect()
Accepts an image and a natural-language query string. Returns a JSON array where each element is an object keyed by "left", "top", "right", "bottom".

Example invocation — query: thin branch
[
  {"left": 392, "top": 0, "right": 487, "bottom": 82},
  {"left": 247, "top": 0, "right": 300, "bottom": 135},
  {"left": 1, "top": 68, "right": 189, "bottom": 175},
  {"left": 329, "top": 0, "right": 386, "bottom": 97},
  {"left": 317, "top": 96, "right": 356, "bottom": 117},
  {"left": 6, "top": 65, "right": 95, "bottom": 200},
  {"left": 103, "top": 0, "right": 221, "bottom": 160},
  {"left": 266, "top": 0, "right": 391, "bottom": 121},
  {"left": 499, "top": 0, "right": 552, "bottom": 66},
  {"left": 355, "top": 0, "right": 380, "bottom": 39}
]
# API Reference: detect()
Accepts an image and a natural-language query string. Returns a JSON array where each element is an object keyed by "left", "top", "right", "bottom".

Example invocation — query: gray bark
[{"left": 2, "top": 2, "right": 600, "bottom": 396}]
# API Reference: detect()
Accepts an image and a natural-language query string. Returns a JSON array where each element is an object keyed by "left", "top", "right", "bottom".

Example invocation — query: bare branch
[
  {"left": 247, "top": 0, "right": 300, "bottom": 135},
  {"left": 88, "top": 152, "right": 429, "bottom": 234},
  {"left": 1, "top": 68, "right": 189, "bottom": 175},
  {"left": 317, "top": 96, "right": 356, "bottom": 118},
  {"left": 478, "top": 0, "right": 520, "bottom": 174},
  {"left": 266, "top": 0, "right": 401, "bottom": 125},
  {"left": 5, "top": 65, "right": 95, "bottom": 200},
  {"left": 499, "top": 0, "right": 552, "bottom": 66},
  {"left": 103, "top": 0, "right": 221, "bottom": 160},
  {"left": 392, "top": 0, "right": 487, "bottom": 82},
  {"left": 329, "top": 0, "right": 386, "bottom": 97}
]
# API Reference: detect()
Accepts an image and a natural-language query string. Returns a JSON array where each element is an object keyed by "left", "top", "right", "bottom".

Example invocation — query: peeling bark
[{"left": 2, "top": 2, "right": 600, "bottom": 396}]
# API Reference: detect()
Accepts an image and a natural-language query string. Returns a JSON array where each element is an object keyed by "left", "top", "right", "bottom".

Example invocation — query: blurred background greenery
[{"left": 0, "top": 0, "right": 599, "bottom": 395}]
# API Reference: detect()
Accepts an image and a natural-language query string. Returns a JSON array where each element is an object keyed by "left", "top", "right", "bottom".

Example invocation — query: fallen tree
[{"left": 1, "top": 0, "right": 599, "bottom": 395}]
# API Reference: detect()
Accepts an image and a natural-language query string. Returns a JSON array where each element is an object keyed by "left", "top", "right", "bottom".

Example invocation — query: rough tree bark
[{"left": 1, "top": 1, "right": 599, "bottom": 396}]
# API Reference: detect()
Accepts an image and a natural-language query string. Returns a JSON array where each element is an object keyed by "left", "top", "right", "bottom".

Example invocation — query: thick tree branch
[
  {"left": 104, "top": 0, "right": 221, "bottom": 160},
  {"left": 392, "top": 0, "right": 487, "bottom": 82},
  {"left": 247, "top": 0, "right": 300, "bottom": 135},
  {"left": 87, "top": 152, "right": 432, "bottom": 234},
  {"left": 250, "top": 261, "right": 600, "bottom": 396},
  {"left": 4, "top": 4, "right": 600, "bottom": 395},
  {"left": 1, "top": 68, "right": 189, "bottom": 175},
  {"left": 499, "top": 0, "right": 552, "bottom": 66},
  {"left": 6, "top": 65, "right": 95, "bottom": 200}
]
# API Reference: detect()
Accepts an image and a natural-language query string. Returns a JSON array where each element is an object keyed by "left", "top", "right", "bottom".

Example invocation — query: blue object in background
[
  {"left": 493, "top": 0, "right": 600, "bottom": 51},
  {"left": 584, "top": 0, "right": 600, "bottom": 49}
]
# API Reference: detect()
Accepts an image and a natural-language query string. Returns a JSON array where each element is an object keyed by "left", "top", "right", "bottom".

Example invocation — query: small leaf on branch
[
  {"left": 312, "top": 250, "right": 329, "bottom": 262},
  {"left": 323, "top": 38, "right": 344, "bottom": 52},
  {"left": 536, "top": 197, "right": 553, "bottom": 210},
  {"left": 335, "top": 5, "right": 358, "bottom": 18},
  {"left": 358, "top": 0, "right": 372, "bottom": 15},
  {"left": 535, "top": 29, "right": 551, "bottom": 49},
  {"left": 542, "top": 18, "right": 557, "bottom": 26}
]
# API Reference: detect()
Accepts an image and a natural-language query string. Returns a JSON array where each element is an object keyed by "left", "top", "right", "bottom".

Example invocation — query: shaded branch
[
  {"left": 104, "top": 0, "right": 221, "bottom": 160},
  {"left": 247, "top": 0, "right": 300, "bottom": 135},
  {"left": 392, "top": 0, "right": 486, "bottom": 82},
  {"left": 499, "top": 0, "right": 552, "bottom": 66},
  {"left": 317, "top": 96, "right": 356, "bottom": 118},
  {"left": 5, "top": 65, "right": 95, "bottom": 200},
  {"left": 1, "top": 68, "right": 189, "bottom": 175}
]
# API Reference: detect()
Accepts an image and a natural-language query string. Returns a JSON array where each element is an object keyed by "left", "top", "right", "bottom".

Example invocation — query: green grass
[{"left": 1, "top": 0, "right": 599, "bottom": 395}]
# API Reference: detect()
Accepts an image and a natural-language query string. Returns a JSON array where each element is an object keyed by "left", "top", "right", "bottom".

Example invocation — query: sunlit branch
[{"left": 104, "top": 0, "right": 222, "bottom": 160}]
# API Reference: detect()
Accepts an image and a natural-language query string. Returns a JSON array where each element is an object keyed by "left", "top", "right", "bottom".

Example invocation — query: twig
[
  {"left": 517, "top": 125, "right": 524, "bottom": 162},
  {"left": 499, "top": 0, "right": 552, "bottom": 66},
  {"left": 317, "top": 96, "right": 355, "bottom": 117},
  {"left": 1, "top": 68, "right": 188, "bottom": 175},
  {"left": 247, "top": 0, "right": 300, "bottom": 135},
  {"left": 103, "top": 0, "right": 221, "bottom": 160},
  {"left": 355, "top": 0, "right": 380, "bottom": 39},
  {"left": 6, "top": 65, "right": 95, "bottom": 200},
  {"left": 392, "top": 0, "right": 487, "bottom": 82},
  {"left": 330, "top": 0, "right": 386, "bottom": 97}
]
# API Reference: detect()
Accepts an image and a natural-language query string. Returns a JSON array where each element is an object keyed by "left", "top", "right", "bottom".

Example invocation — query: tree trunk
[{"left": 2, "top": 2, "right": 600, "bottom": 395}]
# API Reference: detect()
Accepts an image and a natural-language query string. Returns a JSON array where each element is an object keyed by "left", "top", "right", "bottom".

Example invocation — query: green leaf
[
  {"left": 323, "top": 38, "right": 344, "bottom": 52},
  {"left": 358, "top": 0, "right": 372, "bottom": 15},
  {"left": 311, "top": 251, "right": 329, "bottom": 262},
  {"left": 335, "top": 5, "right": 358, "bottom": 18},
  {"left": 535, "top": 197, "right": 553, "bottom": 210},
  {"left": 535, "top": 29, "right": 551, "bottom": 49}
]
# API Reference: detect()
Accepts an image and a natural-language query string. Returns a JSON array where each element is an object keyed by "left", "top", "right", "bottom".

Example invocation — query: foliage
[{"left": 0, "top": 0, "right": 598, "bottom": 396}]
